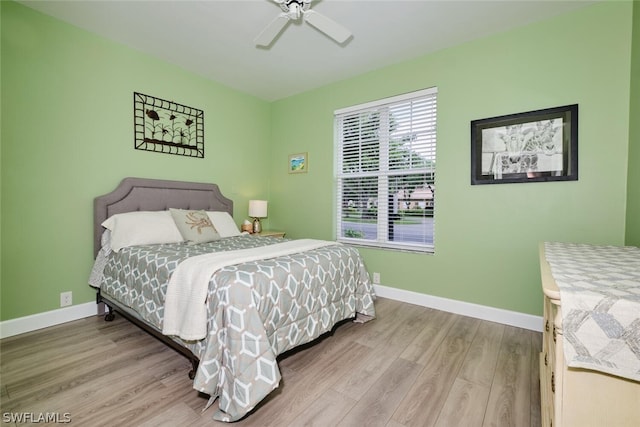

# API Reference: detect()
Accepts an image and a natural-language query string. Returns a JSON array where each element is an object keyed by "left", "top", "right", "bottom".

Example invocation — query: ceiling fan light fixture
[{"left": 288, "top": 2, "right": 301, "bottom": 20}]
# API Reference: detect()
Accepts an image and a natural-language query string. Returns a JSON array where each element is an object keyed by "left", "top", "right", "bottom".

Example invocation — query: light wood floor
[{"left": 0, "top": 298, "right": 541, "bottom": 426}]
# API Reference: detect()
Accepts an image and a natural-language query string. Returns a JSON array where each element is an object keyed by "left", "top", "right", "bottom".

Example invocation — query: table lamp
[{"left": 248, "top": 200, "right": 268, "bottom": 233}]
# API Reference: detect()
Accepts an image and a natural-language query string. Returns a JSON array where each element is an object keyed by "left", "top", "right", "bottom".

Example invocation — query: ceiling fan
[{"left": 255, "top": 0, "right": 352, "bottom": 47}]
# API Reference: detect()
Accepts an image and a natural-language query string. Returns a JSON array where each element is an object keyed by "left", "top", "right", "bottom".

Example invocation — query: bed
[{"left": 89, "top": 177, "right": 376, "bottom": 422}]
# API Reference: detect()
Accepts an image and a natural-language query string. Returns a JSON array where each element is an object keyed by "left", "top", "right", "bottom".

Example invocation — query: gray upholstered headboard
[{"left": 94, "top": 177, "right": 233, "bottom": 257}]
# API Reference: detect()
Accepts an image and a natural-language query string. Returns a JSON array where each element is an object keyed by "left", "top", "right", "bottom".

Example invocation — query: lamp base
[{"left": 252, "top": 218, "right": 262, "bottom": 234}]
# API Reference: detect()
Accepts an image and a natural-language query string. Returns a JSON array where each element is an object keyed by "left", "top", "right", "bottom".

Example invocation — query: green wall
[
  {"left": 0, "top": 1, "right": 271, "bottom": 320},
  {"left": 627, "top": 0, "right": 640, "bottom": 246},
  {"left": 1, "top": 1, "right": 636, "bottom": 322},
  {"left": 269, "top": 1, "right": 633, "bottom": 316}
]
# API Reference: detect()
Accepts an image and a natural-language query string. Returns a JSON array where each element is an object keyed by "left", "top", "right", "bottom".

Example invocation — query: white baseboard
[
  {"left": 374, "top": 284, "right": 543, "bottom": 332},
  {"left": 0, "top": 302, "right": 104, "bottom": 339},
  {"left": 0, "top": 286, "right": 542, "bottom": 339}
]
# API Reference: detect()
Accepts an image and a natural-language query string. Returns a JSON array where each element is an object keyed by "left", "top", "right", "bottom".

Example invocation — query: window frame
[{"left": 334, "top": 87, "right": 438, "bottom": 253}]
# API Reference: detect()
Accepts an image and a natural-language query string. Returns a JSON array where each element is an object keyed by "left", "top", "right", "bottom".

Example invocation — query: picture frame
[
  {"left": 288, "top": 152, "right": 308, "bottom": 174},
  {"left": 470, "top": 104, "right": 578, "bottom": 185}
]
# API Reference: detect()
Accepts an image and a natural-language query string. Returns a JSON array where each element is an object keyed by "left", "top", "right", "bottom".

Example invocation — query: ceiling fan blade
[
  {"left": 255, "top": 13, "right": 290, "bottom": 47},
  {"left": 303, "top": 10, "right": 351, "bottom": 44}
]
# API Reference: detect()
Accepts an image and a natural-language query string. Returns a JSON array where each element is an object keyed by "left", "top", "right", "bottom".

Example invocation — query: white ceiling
[{"left": 20, "top": 0, "right": 596, "bottom": 101}]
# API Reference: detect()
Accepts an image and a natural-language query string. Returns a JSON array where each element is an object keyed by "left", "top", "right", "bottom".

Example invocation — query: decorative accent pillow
[
  {"left": 101, "top": 211, "right": 184, "bottom": 252},
  {"left": 207, "top": 211, "right": 242, "bottom": 238},
  {"left": 170, "top": 209, "right": 221, "bottom": 244}
]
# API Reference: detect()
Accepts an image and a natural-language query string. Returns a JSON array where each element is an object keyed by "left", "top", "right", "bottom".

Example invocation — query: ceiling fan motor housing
[{"left": 280, "top": 0, "right": 311, "bottom": 19}]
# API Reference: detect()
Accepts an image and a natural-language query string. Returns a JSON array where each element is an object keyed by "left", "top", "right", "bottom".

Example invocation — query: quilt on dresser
[
  {"left": 544, "top": 242, "right": 640, "bottom": 382},
  {"left": 100, "top": 235, "right": 376, "bottom": 422}
]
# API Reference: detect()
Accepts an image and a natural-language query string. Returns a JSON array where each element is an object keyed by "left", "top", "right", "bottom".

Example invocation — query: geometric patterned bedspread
[
  {"left": 544, "top": 242, "right": 640, "bottom": 382},
  {"left": 100, "top": 235, "right": 376, "bottom": 421}
]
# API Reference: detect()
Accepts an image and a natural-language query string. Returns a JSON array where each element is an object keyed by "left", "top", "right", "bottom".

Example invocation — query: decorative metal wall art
[{"left": 134, "top": 92, "right": 204, "bottom": 158}]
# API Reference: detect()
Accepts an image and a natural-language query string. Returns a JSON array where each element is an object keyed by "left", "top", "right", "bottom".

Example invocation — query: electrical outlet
[
  {"left": 372, "top": 272, "right": 381, "bottom": 284},
  {"left": 60, "top": 291, "right": 72, "bottom": 307}
]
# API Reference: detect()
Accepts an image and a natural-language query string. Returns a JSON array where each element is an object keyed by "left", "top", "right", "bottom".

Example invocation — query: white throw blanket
[{"left": 162, "top": 239, "right": 338, "bottom": 340}]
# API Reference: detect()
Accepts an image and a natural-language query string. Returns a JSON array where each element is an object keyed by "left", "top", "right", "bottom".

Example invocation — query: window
[{"left": 335, "top": 87, "right": 437, "bottom": 252}]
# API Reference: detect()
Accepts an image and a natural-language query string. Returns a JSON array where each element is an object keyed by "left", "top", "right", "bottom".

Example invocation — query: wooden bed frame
[{"left": 93, "top": 177, "right": 234, "bottom": 379}]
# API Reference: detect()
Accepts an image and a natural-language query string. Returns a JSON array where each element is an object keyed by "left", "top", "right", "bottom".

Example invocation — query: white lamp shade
[{"left": 248, "top": 200, "right": 268, "bottom": 218}]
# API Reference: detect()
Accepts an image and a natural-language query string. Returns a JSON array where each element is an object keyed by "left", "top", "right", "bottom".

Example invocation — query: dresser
[{"left": 539, "top": 242, "right": 640, "bottom": 427}]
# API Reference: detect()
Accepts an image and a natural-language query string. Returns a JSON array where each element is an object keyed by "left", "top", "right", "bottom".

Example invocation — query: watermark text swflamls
[{"left": 2, "top": 412, "right": 71, "bottom": 424}]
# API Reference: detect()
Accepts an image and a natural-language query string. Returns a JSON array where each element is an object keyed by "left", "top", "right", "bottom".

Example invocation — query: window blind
[{"left": 335, "top": 87, "right": 437, "bottom": 252}]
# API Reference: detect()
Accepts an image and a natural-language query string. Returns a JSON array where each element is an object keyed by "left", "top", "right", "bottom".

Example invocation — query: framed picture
[
  {"left": 288, "top": 152, "right": 308, "bottom": 174},
  {"left": 470, "top": 104, "right": 578, "bottom": 185}
]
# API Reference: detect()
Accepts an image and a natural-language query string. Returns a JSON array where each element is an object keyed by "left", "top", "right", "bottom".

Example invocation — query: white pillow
[
  {"left": 207, "top": 211, "right": 241, "bottom": 238},
  {"left": 101, "top": 211, "right": 184, "bottom": 252}
]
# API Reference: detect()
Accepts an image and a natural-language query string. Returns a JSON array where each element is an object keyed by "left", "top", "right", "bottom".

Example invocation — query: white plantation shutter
[{"left": 335, "top": 87, "right": 437, "bottom": 252}]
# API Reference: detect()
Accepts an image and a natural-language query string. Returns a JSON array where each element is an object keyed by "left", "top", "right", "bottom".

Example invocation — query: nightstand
[{"left": 251, "top": 230, "right": 286, "bottom": 238}]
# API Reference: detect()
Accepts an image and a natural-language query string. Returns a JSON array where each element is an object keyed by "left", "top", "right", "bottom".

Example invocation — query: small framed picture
[
  {"left": 471, "top": 104, "right": 578, "bottom": 185},
  {"left": 288, "top": 152, "right": 308, "bottom": 174}
]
